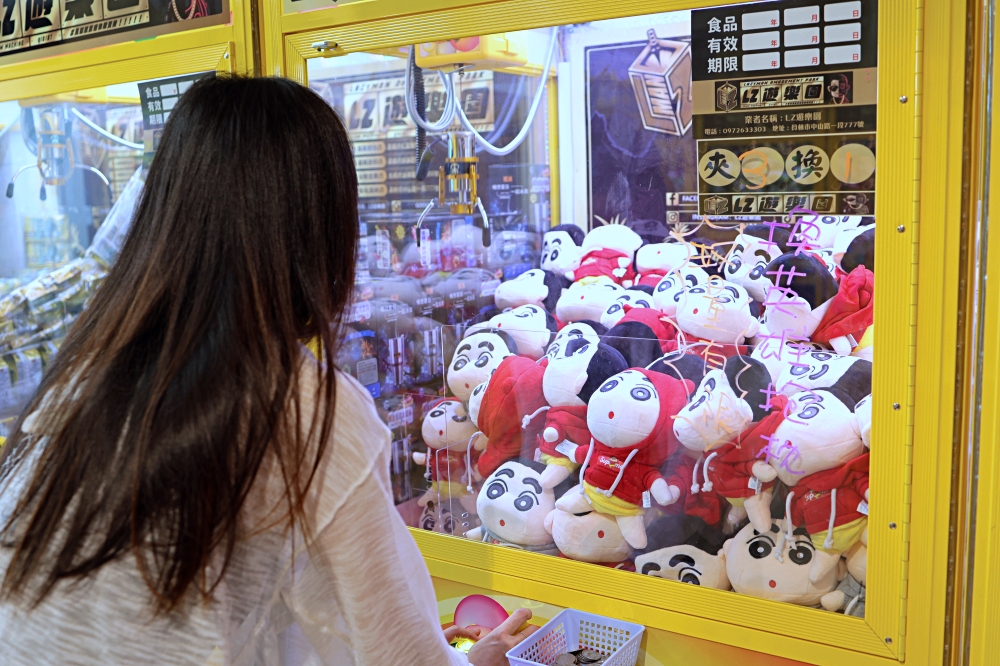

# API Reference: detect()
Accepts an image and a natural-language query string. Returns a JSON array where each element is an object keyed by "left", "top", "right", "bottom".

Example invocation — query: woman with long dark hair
[{"left": 0, "top": 76, "right": 535, "bottom": 665}]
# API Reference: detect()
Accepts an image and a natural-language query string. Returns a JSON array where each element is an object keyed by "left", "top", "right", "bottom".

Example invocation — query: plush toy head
[
  {"left": 600, "top": 286, "right": 655, "bottom": 328},
  {"left": 447, "top": 329, "right": 519, "bottom": 401},
  {"left": 759, "top": 253, "right": 840, "bottom": 340},
  {"left": 634, "top": 515, "right": 731, "bottom": 589},
  {"left": 673, "top": 355, "right": 771, "bottom": 453},
  {"left": 542, "top": 225, "right": 586, "bottom": 278},
  {"left": 652, "top": 265, "right": 711, "bottom": 316},
  {"left": 856, "top": 394, "right": 872, "bottom": 448},
  {"left": 648, "top": 352, "right": 709, "bottom": 387},
  {"left": 765, "top": 388, "right": 865, "bottom": 485},
  {"left": 791, "top": 214, "right": 861, "bottom": 250},
  {"left": 544, "top": 320, "right": 607, "bottom": 360},
  {"left": 477, "top": 459, "right": 573, "bottom": 548},
  {"left": 676, "top": 279, "right": 760, "bottom": 344},
  {"left": 750, "top": 337, "right": 826, "bottom": 384},
  {"left": 587, "top": 368, "right": 691, "bottom": 461},
  {"left": 468, "top": 380, "right": 489, "bottom": 429},
  {"left": 467, "top": 304, "right": 557, "bottom": 360},
  {"left": 602, "top": 308, "right": 676, "bottom": 369},
  {"left": 834, "top": 222, "right": 875, "bottom": 274},
  {"left": 635, "top": 545, "right": 730, "bottom": 589},
  {"left": 542, "top": 338, "right": 629, "bottom": 408},
  {"left": 636, "top": 242, "right": 691, "bottom": 274},
  {"left": 720, "top": 520, "right": 842, "bottom": 605},
  {"left": 544, "top": 504, "right": 634, "bottom": 563},
  {"left": 776, "top": 351, "right": 872, "bottom": 404},
  {"left": 723, "top": 224, "right": 789, "bottom": 301},
  {"left": 422, "top": 398, "right": 479, "bottom": 451},
  {"left": 555, "top": 279, "right": 624, "bottom": 323},
  {"left": 582, "top": 223, "right": 644, "bottom": 257},
  {"left": 494, "top": 269, "right": 570, "bottom": 313}
]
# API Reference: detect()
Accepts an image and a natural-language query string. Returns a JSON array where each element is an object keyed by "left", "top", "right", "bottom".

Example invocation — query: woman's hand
[
  {"left": 444, "top": 624, "right": 489, "bottom": 644},
  {"left": 466, "top": 608, "right": 539, "bottom": 666}
]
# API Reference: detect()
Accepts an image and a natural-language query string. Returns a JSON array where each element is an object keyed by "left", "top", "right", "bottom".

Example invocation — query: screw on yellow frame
[{"left": 268, "top": 0, "right": 968, "bottom": 664}]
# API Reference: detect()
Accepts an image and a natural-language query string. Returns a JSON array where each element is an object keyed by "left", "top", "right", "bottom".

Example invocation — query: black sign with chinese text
[
  {"left": 1, "top": 0, "right": 226, "bottom": 61},
  {"left": 691, "top": 0, "right": 877, "bottom": 80},
  {"left": 138, "top": 71, "right": 214, "bottom": 165},
  {"left": 691, "top": 0, "right": 878, "bottom": 216}
]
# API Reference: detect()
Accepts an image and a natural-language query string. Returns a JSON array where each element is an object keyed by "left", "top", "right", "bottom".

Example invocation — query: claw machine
[
  {"left": 286, "top": 0, "right": 974, "bottom": 663},
  {"left": 0, "top": 0, "right": 252, "bottom": 438}
]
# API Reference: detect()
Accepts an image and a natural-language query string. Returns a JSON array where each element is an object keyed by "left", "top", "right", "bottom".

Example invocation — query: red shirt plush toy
[
  {"left": 555, "top": 368, "right": 694, "bottom": 549},
  {"left": 476, "top": 356, "right": 548, "bottom": 478}
]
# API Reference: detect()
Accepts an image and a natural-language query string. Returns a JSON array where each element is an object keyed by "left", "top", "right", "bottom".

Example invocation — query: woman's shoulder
[{"left": 296, "top": 351, "right": 389, "bottom": 454}]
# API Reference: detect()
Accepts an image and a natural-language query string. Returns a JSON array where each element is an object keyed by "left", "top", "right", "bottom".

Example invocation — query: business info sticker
[{"left": 691, "top": 0, "right": 878, "bottom": 217}]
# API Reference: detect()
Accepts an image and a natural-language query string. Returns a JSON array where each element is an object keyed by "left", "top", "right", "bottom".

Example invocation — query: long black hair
[{"left": 0, "top": 76, "right": 358, "bottom": 613}]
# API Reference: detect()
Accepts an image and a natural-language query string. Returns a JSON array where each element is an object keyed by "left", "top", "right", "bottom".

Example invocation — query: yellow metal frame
[
  {"left": 283, "top": 0, "right": 963, "bottom": 663},
  {"left": 0, "top": 0, "right": 254, "bottom": 101},
  {"left": 965, "top": 0, "right": 1000, "bottom": 660}
]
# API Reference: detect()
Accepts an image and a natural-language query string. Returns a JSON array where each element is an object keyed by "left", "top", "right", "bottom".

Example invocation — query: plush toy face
[
  {"left": 477, "top": 461, "right": 557, "bottom": 547},
  {"left": 542, "top": 341, "right": 597, "bottom": 407},
  {"left": 582, "top": 224, "right": 643, "bottom": 256},
  {"left": 724, "top": 234, "right": 782, "bottom": 302},
  {"left": 422, "top": 399, "right": 478, "bottom": 451},
  {"left": 468, "top": 305, "right": 552, "bottom": 360},
  {"left": 673, "top": 369, "right": 755, "bottom": 453},
  {"left": 545, "top": 322, "right": 603, "bottom": 360},
  {"left": 545, "top": 507, "right": 633, "bottom": 563},
  {"left": 635, "top": 545, "right": 731, "bottom": 590},
  {"left": 759, "top": 291, "right": 830, "bottom": 341},
  {"left": 796, "top": 215, "right": 861, "bottom": 250},
  {"left": 600, "top": 291, "right": 653, "bottom": 328},
  {"left": 676, "top": 280, "right": 760, "bottom": 344},
  {"left": 776, "top": 351, "right": 861, "bottom": 397},
  {"left": 468, "top": 380, "right": 489, "bottom": 429},
  {"left": 588, "top": 370, "right": 660, "bottom": 448},
  {"left": 555, "top": 279, "right": 624, "bottom": 323},
  {"left": 494, "top": 269, "right": 551, "bottom": 311},
  {"left": 750, "top": 337, "right": 825, "bottom": 383},
  {"left": 636, "top": 242, "right": 690, "bottom": 274},
  {"left": 652, "top": 265, "right": 710, "bottom": 316},
  {"left": 766, "top": 390, "right": 864, "bottom": 485},
  {"left": 722, "top": 521, "right": 841, "bottom": 605},
  {"left": 542, "top": 230, "right": 584, "bottom": 276},
  {"left": 447, "top": 331, "right": 516, "bottom": 402},
  {"left": 856, "top": 394, "right": 872, "bottom": 448}
]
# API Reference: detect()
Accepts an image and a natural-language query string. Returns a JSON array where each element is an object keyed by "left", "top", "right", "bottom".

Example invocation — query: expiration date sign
[{"left": 691, "top": 0, "right": 878, "bottom": 216}]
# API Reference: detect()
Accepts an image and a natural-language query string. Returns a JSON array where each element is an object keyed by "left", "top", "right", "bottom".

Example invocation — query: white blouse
[{"left": 0, "top": 358, "right": 469, "bottom": 666}]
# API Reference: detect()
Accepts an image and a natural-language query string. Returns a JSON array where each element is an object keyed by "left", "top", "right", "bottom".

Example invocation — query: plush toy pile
[{"left": 422, "top": 215, "right": 875, "bottom": 615}]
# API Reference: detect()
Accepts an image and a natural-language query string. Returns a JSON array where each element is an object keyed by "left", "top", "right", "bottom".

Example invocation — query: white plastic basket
[{"left": 506, "top": 609, "right": 644, "bottom": 666}]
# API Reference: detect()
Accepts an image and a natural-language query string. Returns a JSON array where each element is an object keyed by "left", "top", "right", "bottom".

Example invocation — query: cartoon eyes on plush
[
  {"left": 588, "top": 370, "right": 661, "bottom": 448},
  {"left": 466, "top": 460, "right": 563, "bottom": 552},
  {"left": 544, "top": 320, "right": 605, "bottom": 360},
  {"left": 652, "top": 265, "right": 710, "bottom": 316},
  {"left": 485, "top": 468, "right": 543, "bottom": 511},
  {"left": 675, "top": 280, "right": 759, "bottom": 344},
  {"left": 421, "top": 399, "right": 478, "bottom": 450},
  {"left": 746, "top": 525, "right": 814, "bottom": 565},
  {"left": 762, "top": 388, "right": 865, "bottom": 485},
  {"left": 447, "top": 330, "right": 517, "bottom": 402},
  {"left": 776, "top": 352, "right": 871, "bottom": 403},
  {"left": 721, "top": 520, "right": 842, "bottom": 605},
  {"left": 541, "top": 228, "right": 585, "bottom": 278},
  {"left": 555, "top": 280, "right": 624, "bottom": 323},
  {"left": 600, "top": 292, "right": 653, "bottom": 328}
]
